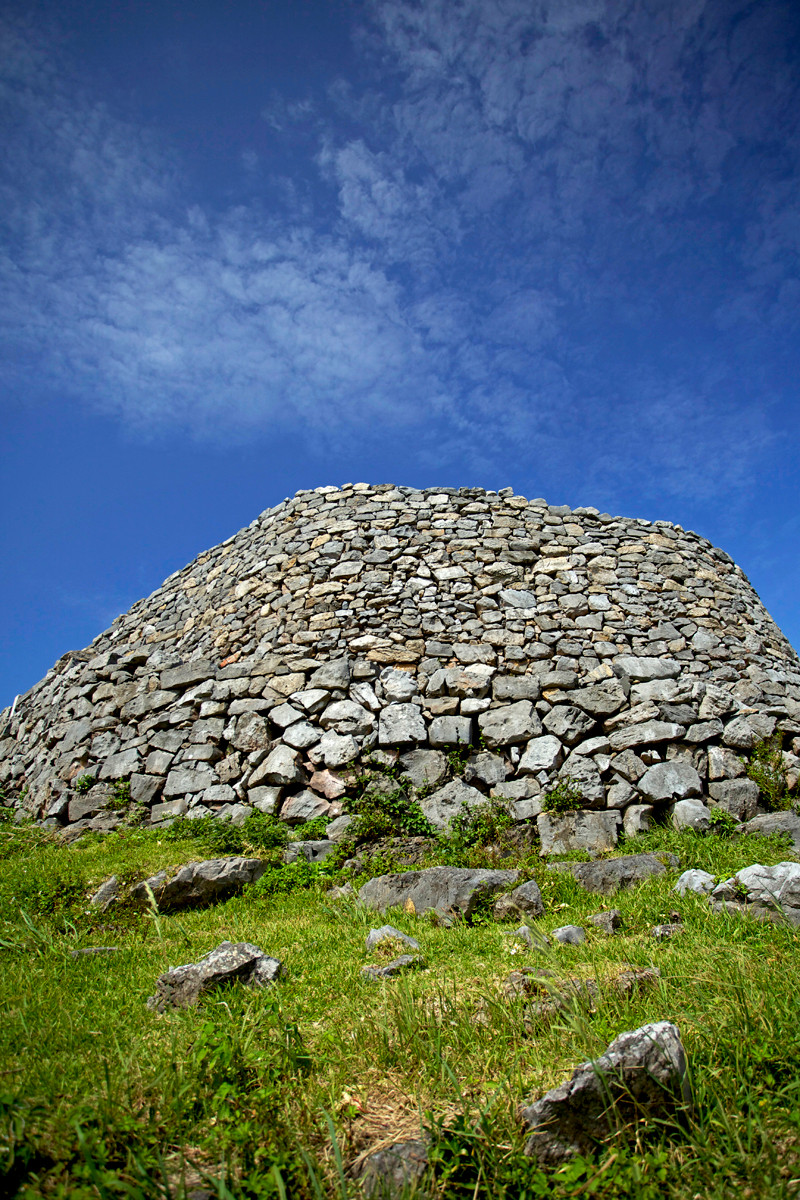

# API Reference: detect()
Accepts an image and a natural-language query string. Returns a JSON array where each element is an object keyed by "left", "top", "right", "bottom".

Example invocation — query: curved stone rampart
[{"left": 1, "top": 484, "right": 798, "bottom": 839}]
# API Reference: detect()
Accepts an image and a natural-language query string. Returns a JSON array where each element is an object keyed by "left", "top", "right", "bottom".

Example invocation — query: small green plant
[
  {"left": 442, "top": 797, "right": 514, "bottom": 852},
  {"left": 293, "top": 815, "right": 331, "bottom": 841},
  {"left": 343, "top": 769, "right": 434, "bottom": 841},
  {"left": 745, "top": 734, "right": 793, "bottom": 811},
  {"left": 74, "top": 775, "right": 95, "bottom": 794},
  {"left": 445, "top": 743, "right": 472, "bottom": 776},
  {"left": 106, "top": 780, "right": 132, "bottom": 810},
  {"left": 541, "top": 775, "right": 584, "bottom": 813},
  {"left": 708, "top": 806, "right": 737, "bottom": 836}
]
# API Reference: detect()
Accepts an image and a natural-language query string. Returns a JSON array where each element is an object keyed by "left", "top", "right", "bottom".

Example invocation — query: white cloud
[{"left": 0, "top": 1, "right": 797, "bottom": 505}]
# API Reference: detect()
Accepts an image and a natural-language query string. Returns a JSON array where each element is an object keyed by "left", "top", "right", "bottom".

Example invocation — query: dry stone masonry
[{"left": 2, "top": 483, "right": 799, "bottom": 847}]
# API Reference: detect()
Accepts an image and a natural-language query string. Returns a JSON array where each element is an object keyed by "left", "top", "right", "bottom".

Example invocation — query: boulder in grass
[
  {"left": 548, "top": 852, "right": 678, "bottom": 895},
  {"left": 353, "top": 1139, "right": 429, "bottom": 1198},
  {"left": 358, "top": 865, "right": 520, "bottom": 920},
  {"left": 129, "top": 857, "right": 267, "bottom": 911},
  {"left": 521, "top": 1022, "right": 690, "bottom": 1165},
  {"left": 147, "top": 941, "right": 282, "bottom": 1011}
]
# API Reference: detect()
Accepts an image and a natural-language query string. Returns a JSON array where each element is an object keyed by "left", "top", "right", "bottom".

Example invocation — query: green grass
[{"left": 1, "top": 821, "right": 799, "bottom": 1198}]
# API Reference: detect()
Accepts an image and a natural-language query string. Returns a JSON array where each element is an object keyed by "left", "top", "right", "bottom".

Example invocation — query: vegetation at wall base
[{"left": 1, "top": 818, "right": 800, "bottom": 1198}]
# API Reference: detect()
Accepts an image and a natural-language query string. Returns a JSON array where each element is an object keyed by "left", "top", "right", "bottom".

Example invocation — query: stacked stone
[{"left": 1, "top": 484, "right": 798, "bottom": 845}]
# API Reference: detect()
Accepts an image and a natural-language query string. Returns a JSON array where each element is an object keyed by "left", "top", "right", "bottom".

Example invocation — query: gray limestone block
[
  {"left": 734, "top": 811, "right": 800, "bottom": 852},
  {"left": 722, "top": 713, "right": 777, "bottom": 750},
  {"left": 608, "top": 721, "right": 685, "bottom": 752},
  {"left": 673, "top": 869, "right": 715, "bottom": 896},
  {"left": 521, "top": 1021, "right": 689, "bottom": 1166},
  {"left": 147, "top": 941, "right": 282, "bottom": 1011},
  {"left": 537, "top": 810, "right": 621, "bottom": 855},
  {"left": 279, "top": 789, "right": 330, "bottom": 826},
  {"left": 201, "top": 783, "right": 236, "bottom": 806},
  {"left": 269, "top": 703, "right": 304, "bottom": 729},
  {"left": 150, "top": 796, "right": 189, "bottom": 822},
  {"left": 163, "top": 766, "right": 216, "bottom": 796},
  {"left": 251, "top": 744, "right": 305, "bottom": 786},
  {"left": 284, "top": 840, "right": 337, "bottom": 864},
  {"left": 607, "top": 780, "right": 636, "bottom": 809},
  {"left": 543, "top": 706, "right": 596, "bottom": 746},
  {"left": 231, "top": 713, "right": 272, "bottom": 753},
  {"left": 282, "top": 721, "right": 322, "bottom": 750},
  {"left": 358, "top": 865, "right": 520, "bottom": 919},
  {"left": 479, "top": 700, "right": 541, "bottom": 747},
  {"left": 365, "top": 925, "right": 421, "bottom": 952},
  {"left": 420, "top": 777, "right": 485, "bottom": 830},
  {"left": 159, "top": 660, "right": 216, "bottom": 692},
  {"left": 130, "top": 774, "right": 163, "bottom": 806},
  {"left": 670, "top": 799, "right": 711, "bottom": 832},
  {"left": 131, "top": 856, "right": 266, "bottom": 910},
  {"left": 708, "top": 778, "right": 760, "bottom": 821},
  {"left": 309, "top": 659, "right": 351, "bottom": 690},
  {"left": 379, "top": 703, "right": 427, "bottom": 745},
  {"left": 309, "top": 731, "right": 359, "bottom": 769},
  {"left": 145, "top": 750, "right": 174, "bottom": 775},
  {"left": 89, "top": 875, "right": 120, "bottom": 910},
  {"left": 507, "top": 878, "right": 545, "bottom": 917},
  {"left": 519, "top": 735, "right": 564, "bottom": 774},
  {"left": 99, "top": 748, "right": 141, "bottom": 780},
  {"left": 622, "top": 803, "right": 654, "bottom": 836},
  {"left": 610, "top": 749, "right": 647, "bottom": 782},
  {"left": 492, "top": 674, "right": 541, "bottom": 701},
  {"left": 322, "top": 699, "right": 375, "bottom": 735},
  {"left": 428, "top": 716, "right": 473, "bottom": 748},
  {"left": 733, "top": 861, "right": 800, "bottom": 913},
  {"left": 707, "top": 745, "right": 746, "bottom": 781},
  {"left": 547, "top": 852, "right": 678, "bottom": 894},
  {"left": 380, "top": 668, "right": 419, "bottom": 702},
  {"left": 353, "top": 1139, "right": 429, "bottom": 1199},
  {"left": 684, "top": 719, "right": 724, "bottom": 744},
  {"left": 587, "top": 908, "right": 622, "bottom": 934},
  {"left": 463, "top": 751, "right": 508, "bottom": 787},
  {"left": 567, "top": 680, "right": 628, "bottom": 717},
  {"left": 613, "top": 656, "right": 682, "bottom": 681},
  {"left": 247, "top": 785, "right": 282, "bottom": 814},
  {"left": 552, "top": 924, "right": 586, "bottom": 945},
  {"left": 399, "top": 749, "right": 447, "bottom": 788},
  {"left": 637, "top": 761, "right": 702, "bottom": 803}
]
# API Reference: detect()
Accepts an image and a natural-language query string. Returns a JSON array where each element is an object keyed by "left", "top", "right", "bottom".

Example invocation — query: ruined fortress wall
[{"left": 1, "top": 484, "right": 799, "bottom": 837}]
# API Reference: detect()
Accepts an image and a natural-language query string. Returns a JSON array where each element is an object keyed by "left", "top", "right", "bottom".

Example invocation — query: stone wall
[{"left": 1, "top": 484, "right": 799, "bottom": 842}]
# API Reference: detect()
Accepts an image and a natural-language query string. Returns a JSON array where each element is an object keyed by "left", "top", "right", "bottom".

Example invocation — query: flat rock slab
[
  {"left": 358, "top": 865, "right": 520, "bottom": 919},
  {"left": 130, "top": 857, "right": 267, "bottom": 911},
  {"left": 735, "top": 811, "right": 800, "bottom": 852},
  {"left": 147, "top": 941, "right": 282, "bottom": 1012},
  {"left": 548, "top": 853, "right": 679, "bottom": 895},
  {"left": 521, "top": 1021, "right": 689, "bottom": 1165}
]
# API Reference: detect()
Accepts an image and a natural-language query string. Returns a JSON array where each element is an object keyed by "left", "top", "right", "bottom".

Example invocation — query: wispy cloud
[{"left": 1, "top": 1, "right": 798, "bottom": 504}]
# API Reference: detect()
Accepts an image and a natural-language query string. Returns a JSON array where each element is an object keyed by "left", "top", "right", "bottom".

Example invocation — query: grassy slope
[{"left": 1, "top": 821, "right": 799, "bottom": 1199}]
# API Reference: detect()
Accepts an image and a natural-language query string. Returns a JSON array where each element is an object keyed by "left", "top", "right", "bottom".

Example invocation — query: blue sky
[{"left": 2, "top": 0, "right": 799, "bottom": 707}]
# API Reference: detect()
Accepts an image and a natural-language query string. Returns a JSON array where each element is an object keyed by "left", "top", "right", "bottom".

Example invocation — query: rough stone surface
[
  {"left": 638, "top": 762, "right": 702, "bottom": 803},
  {"left": 537, "top": 811, "right": 620, "bottom": 855},
  {"left": 670, "top": 799, "right": 711, "bottom": 832},
  {"left": 147, "top": 941, "right": 282, "bottom": 1011},
  {"left": 548, "top": 853, "right": 678, "bottom": 894},
  {"left": 521, "top": 1022, "right": 690, "bottom": 1165},
  {"left": 3, "top": 483, "right": 797, "bottom": 845},
  {"left": 130, "top": 857, "right": 267, "bottom": 910},
  {"left": 674, "top": 869, "right": 716, "bottom": 896},
  {"left": 552, "top": 924, "right": 586, "bottom": 944},
  {"left": 354, "top": 1139, "right": 429, "bottom": 1198},
  {"left": 365, "top": 925, "right": 421, "bottom": 952},
  {"left": 735, "top": 811, "right": 800, "bottom": 852},
  {"left": 358, "top": 866, "right": 520, "bottom": 919},
  {"left": 419, "top": 777, "right": 485, "bottom": 830}
]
